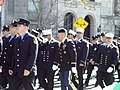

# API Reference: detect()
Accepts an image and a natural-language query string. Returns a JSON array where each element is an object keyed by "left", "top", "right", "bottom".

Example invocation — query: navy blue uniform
[
  {"left": 57, "top": 39, "right": 76, "bottom": 90},
  {"left": 95, "top": 43, "right": 118, "bottom": 88},
  {"left": 9, "top": 33, "right": 38, "bottom": 90},
  {"left": 0, "top": 35, "right": 12, "bottom": 88},
  {"left": 74, "top": 39, "right": 89, "bottom": 90},
  {"left": 117, "top": 43, "right": 120, "bottom": 82},
  {"left": 36, "top": 39, "right": 58, "bottom": 90}
]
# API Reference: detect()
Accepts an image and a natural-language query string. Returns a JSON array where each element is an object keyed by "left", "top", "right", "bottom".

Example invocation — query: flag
[{"left": 0, "top": 0, "right": 4, "bottom": 6}]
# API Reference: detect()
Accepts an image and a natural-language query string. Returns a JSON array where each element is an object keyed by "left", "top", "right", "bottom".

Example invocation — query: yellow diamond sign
[{"left": 74, "top": 17, "right": 89, "bottom": 29}]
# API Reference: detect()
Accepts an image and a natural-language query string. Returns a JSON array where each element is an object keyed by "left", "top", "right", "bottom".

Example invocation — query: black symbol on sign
[{"left": 76, "top": 22, "right": 86, "bottom": 27}]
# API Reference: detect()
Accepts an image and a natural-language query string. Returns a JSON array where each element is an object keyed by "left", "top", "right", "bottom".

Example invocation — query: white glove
[
  {"left": 72, "top": 67, "right": 77, "bottom": 74},
  {"left": 94, "top": 66, "right": 98, "bottom": 71},
  {"left": 0, "top": 68, "right": 2, "bottom": 73},
  {"left": 0, "top": 66, "right": 2, "bottom": 73},
  {"left": 52, "top": 65, "right": 58, "bottom": 71},
  {"left": 107, "top": 67, "right": 113, "bottom": 73},
  {"left": 43, "top": 38, "right": 48, "bottom": 43}
]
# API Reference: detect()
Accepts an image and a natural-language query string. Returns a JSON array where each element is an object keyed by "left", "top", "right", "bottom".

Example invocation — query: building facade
[{"left": 1, "top": 0, "right": 120, "bottom": 38}]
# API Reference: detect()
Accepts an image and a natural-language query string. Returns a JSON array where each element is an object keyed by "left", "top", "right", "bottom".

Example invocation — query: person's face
[
  {"left": 9, "top": 26, "right": 17, "bottom": 35},
  {"left": 92, "top": 39, "right": 98, "bottom": 44},
  {"left": 43, "top": 34, "right": 51, "bottom": 40},
  {"left": 17, "top": 24, "right": 27, "bottom": 35},
  {"left": 3, "top": 31, "right": 9, "bottom": 37},
  {"left": 58, "top": 33, "right": 66, "bottom": 42},
  {"left": 38, "top": 32, "right": 42, "bottom": 37},
  {"left": 76, "top": 32, "right": 83, "bottom": 39},
  {"left": 106, "top": 37, "right": 113, "bottom": 44},
  {"left": 102, "top": 36, "right": 106, "bottom": 42},
  {"left": 68, "top": 34, "right": 74, "bottom": 40}
]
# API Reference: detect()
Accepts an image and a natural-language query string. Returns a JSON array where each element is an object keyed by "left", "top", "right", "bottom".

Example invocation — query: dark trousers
[
  {"left": 0, "top": 70, "right": 11, "bottom": 88},
  {"left": 118, "top": 70, "right": 120, "bottom": 81},
  {"left": 8, "top": 72, "right": 34, "bottom": 90},
  {"left": 97, "top": 70, "right": 114, "bottom": 89},
  {"left": 77, "top": 66, "right": 84, "bottom": 90},
  {"left": 71, "top": 73, "right": 78, "bottom": 88},
  {"left": 116, "top": 64, "right": 120, "bottom": 81},
  {"left": 84, "top": 65, "right": 94, "bottom": 86},
  {"left": 37, "top": 67, "right": 54, "bottom": 90}
]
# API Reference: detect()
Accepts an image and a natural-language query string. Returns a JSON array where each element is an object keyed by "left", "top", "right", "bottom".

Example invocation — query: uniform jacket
[
  {"left": 74, "top": 39, "right": 89, "bottom": 66},
  {"left": 58, "top": 39, "right": 76, "bottom": 71},
  {"left": 36, "top": 38, "right": 59, "bottom": 68},
  {"left": 10, "top": 33, "right": 38, "bottom": 77},
  {"left": 1, "top": 35, "right": 18, "bottom": 74},
  {"left": 0, "top": 36, "right": 11, "bottom": 66},
  {"left": 95, "top": 43, "right": 118, "bottom": 72}
]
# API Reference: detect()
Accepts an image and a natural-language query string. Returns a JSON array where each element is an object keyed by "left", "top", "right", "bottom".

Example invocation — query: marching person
[
  {"left": 8, "top": 18, "right": 38, "bottom": 90},
  {"left": 0, "top": 25, "right": 11, "bottom": 89},
  {"left": 74, "top": 28, "right": 89, "bottom": 90},
  {"left": 95, "top": 33, "right": 118, "bottom": 89},
  {"left": 67, "top": 29, "right": 78, "bottom": 88},
  {"left": 1, "top": 25, "right": 11, "bottom": 50},
  {"left": 67, "top": 29, "right": 76, "bottom": 40},
  {"left": 57, "top": 28, "right": 77, "bottom": 90},
  {"left": 36, "top": 28, "right": 43, "bottom": 41},
  {"left": 84, "top": 36, "right": 99, "bottom": 87},
  {"left": 36, "top": 29, "right": 58, "bottom": 90},
  {"left": 116, "top": 37, "right": 120, "bottom": 82}
]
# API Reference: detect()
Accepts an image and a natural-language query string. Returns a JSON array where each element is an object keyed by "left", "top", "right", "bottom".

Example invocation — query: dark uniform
[
  {"left": 0, "top": 35, "right": 11, "bottom": 88},
  {"left": 95, "top": 43, "right": 118, "bottom": 88},
  {"left": 57, "top": 38, "right": 76, "bottom": 90},
  {"left": 116, "top": 43, "right": 120, "bottom": 82},
  {"left": 36, "top": 38, "right": 58, "bottom": 90},
  {"left": 84, "top": 43, "right": 94, "bottom": 86},
  {"left": 0, "top": 25, "right": 11, "bottom": 88},
  {"left": 74, "top": 39, "right": 89, "bottom": 90},
  {"left": 9, "top": 19, "right": 38, "bottom": 90}
]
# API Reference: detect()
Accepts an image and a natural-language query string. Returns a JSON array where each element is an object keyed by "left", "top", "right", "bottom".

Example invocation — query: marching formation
[{"left": 0, "top": 18, "right": 120, "bottom": 90}]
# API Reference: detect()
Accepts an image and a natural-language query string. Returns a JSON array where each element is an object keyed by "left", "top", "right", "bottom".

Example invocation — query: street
[{"left": 34, "top": 70, "right": 119, "bottom": 90}]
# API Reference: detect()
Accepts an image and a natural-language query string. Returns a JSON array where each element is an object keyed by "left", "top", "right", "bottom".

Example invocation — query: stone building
[{"left": 1, "top": 0, "right": 120, "bottom": 38}]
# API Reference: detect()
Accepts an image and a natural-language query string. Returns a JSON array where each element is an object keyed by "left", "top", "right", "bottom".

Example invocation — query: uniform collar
[
  {"left": 61, "top": 37, "right": 67, "bottom": 43},
  {"left": 20, "top": 32, "right": 28, "bottom": 40},
  {"left": 49, "top": 38, "right": 54, "bottom": 44},
  {"left": 6, "top": 34, "right": 11, "bottom": 38}
]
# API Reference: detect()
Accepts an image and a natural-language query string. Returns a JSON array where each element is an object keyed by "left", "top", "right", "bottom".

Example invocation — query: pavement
[{"left": 34, "top": 69, "right": 120, "bottom": 90}]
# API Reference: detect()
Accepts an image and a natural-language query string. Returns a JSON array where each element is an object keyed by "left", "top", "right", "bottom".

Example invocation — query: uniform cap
[
  {"left": 58, "top": 28, "right": 67, "bottom": 33},
  {"left": 101, "top": 32, "right": 105, "bottom": 37},
  {"left": 68, "top": 29, "right": 76, "bottom": 36},
  {"left": 17, "top": 18, "right": 30, "bottom": 26},
  {"left": 10, "top": 20, "right": 17, "bottom": 27},
  {"left": 76, "top": 28, "right": 84, "bottom": 33},
  {"left": 105, "top": 33, "right": 114, "bottom": 38},
  {"left": 31, "top": 29, "right": 39, "bottom": 37},
  {"left": 92, "top": 36, "right": 98, "bottom": 40},
  {"left": 36, "top": 28, "right": 42, "bottom": 33},
  {"left": 2, "top": 25, "right": 9, "bottom": 32},
  {"left": 42, "top": 29, "right": 52, "bottom": 35}
]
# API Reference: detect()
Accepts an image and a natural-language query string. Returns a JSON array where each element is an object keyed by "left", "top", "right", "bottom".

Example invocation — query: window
[
  {"left": 90, "top": 0, "right": 95, "bottom": 1},
  {"left": 64, "top": 13, "right": 73, "bottom": 30}
]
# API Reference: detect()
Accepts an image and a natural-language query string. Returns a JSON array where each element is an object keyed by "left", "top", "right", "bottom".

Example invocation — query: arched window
[{"left": 64, "top": 13, "right": 73, "bottom": 30}]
